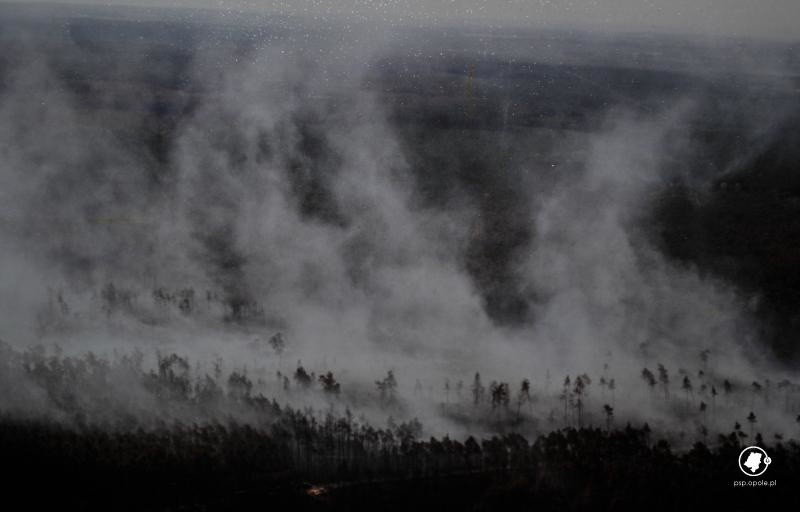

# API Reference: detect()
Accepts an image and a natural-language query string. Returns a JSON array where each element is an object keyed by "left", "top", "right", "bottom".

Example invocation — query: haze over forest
[{"left": 0, "top": 0, "right": 799, "bottom": 454}]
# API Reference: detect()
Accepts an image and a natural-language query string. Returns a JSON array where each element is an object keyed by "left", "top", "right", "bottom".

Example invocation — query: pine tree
[
  {"left": 641, "top": 368, "right": 657, "bottom": 394},
  {"left": 319, "top": 371, "right": 341, "bottom": 395},
  {"left": 376, "top": 370, "right": 398, "bottom": 404},
  {"left": 561, "top": 376, "right": 571, "bottom": 426},
  {"left": 294, "top": 363, "right": 313, "bottom": 389},
  {"left": 724, "top": 379, "right": 733, "bottom": 406},
  {"left": 516, "top": 379, "right": 531, "bottom": 421},
  {"left": 682, "top": 375, "right": 693, "bottom": 408},
  {"left": 746, "top": 411, "right": 757, "bottom": 439},
  {"left": 472, "top": 372, "right": 485, "bottom": 406},
  {"left": 269, "top": 332, "right": 286, "bottom": 367},
  {"left": 573, "top": 375, "right": 587, "bottom": 427},
  {"left": 657, "top": 364, "right": 670, "bottom": 401},
  {"left": 603, "top": 404, "right": 614, "bottom": 430}
]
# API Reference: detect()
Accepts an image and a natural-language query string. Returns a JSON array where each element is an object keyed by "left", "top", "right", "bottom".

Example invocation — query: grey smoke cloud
[{"left": 0, "top": 10, "right": 797, "bottom": 441}]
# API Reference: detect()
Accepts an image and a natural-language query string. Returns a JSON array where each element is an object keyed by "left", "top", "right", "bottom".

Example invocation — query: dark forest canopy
[{"left": 2, "top": 414, "right": 798, "bottom": 510}]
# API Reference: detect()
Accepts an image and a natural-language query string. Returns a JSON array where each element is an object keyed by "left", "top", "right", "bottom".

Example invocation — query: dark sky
[{"left": 9, "top": 0, "right": 800, "bottom": 40}]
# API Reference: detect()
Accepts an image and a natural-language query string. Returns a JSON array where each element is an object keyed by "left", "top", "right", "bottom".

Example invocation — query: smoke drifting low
[{"left": 0, "top": 8, "right": 798, "bottom": 441}]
